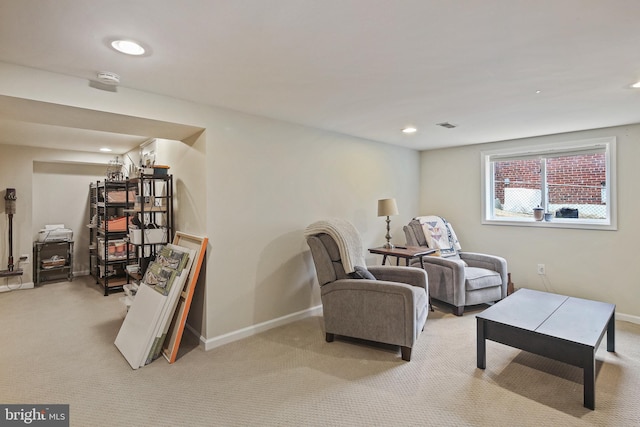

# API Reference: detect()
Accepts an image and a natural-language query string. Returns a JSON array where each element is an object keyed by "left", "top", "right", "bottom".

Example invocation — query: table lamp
[{"left": 377, "top": 198, "right": 399, "bottom": 248}]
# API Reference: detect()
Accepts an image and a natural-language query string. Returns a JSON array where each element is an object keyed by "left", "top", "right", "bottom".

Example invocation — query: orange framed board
[{"left": 162, "top": 232, "right": 208, "bottom": 363}]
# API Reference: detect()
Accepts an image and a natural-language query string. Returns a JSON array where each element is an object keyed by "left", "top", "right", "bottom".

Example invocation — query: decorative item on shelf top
[
  {"left": 533, "top": 206, "right": 544, "bottom": 221},
  {"left": 152, "top": 165, "right": 170, "bottom": 176},
  {"left": 138, "top": 164, "right": 170, "bottom": 177},
  {"left": 106, "top": 156, "right": 126, "bottom": 181},
  {"left": 378, "top": 198, "right": 399, "bottom": 249}
]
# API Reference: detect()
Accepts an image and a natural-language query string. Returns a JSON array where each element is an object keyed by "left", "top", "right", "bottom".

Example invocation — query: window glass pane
[
  {"left": 547, "top": 153, "right": 606, "bottom": 219},
  {"left": 482, "top": 137, "right": 615, "bottom": 229},
  {"left": 493, "top": 159, "right": 542, "bottom": 219}
]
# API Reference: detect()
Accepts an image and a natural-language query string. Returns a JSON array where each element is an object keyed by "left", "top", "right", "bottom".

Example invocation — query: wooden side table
[{"left": 368, "top": 246, "right": 437, "bottom": 269}]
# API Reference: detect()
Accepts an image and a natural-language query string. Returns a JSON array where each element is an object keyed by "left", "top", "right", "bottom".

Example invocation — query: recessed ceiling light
[
  {"left": 402, "top": 127, "right": 417, "bottom": 134},
  {"left": 100, "top": 147, "right": 112, "bottom": 152},
  {"left": 631, "top": 81, "right": 640, "bottom": 89},
  {"left": 535, "top": 90, "right": 542, "bottom": 94},
  {"left": 111, "top": 39, "right": 145, "bottom": 56}
]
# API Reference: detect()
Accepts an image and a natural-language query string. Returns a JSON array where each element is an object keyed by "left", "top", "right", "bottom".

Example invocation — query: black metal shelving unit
[
  {"left": 33, "top": 240, "right": 74, "bottom": 285},
  {"left": 89, "top": 180, "right": 135, "bottom": 295},
  {"left": 125, "top": 173, "right": 174, "bottom": 282}
]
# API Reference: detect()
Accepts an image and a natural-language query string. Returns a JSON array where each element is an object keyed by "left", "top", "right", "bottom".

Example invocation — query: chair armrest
[
  {"left": 459, "top": 252, "right": 508, "bottom": 297},
  {"left": 321, "top": 279, "right": 427, "bottom": 347},
  {"left": 459, "top": 252, "right": 507, "bottom": 276},
  {"left": 417, "top": 255, "right": 466, "bottom": 274},
  {"left": 323, "top": 278, "right": 418, "bottom": 295},
  {"left": 367, "top": 266, "right": 428, "bottom": 291}
]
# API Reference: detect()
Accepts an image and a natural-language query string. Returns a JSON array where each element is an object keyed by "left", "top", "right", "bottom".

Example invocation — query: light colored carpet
[{"left": 1, "top": 277, "right": 639, "bottom": 426}]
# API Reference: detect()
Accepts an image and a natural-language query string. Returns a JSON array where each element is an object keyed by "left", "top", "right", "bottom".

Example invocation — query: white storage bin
[{"left": 129, "top": 228, "right": 168, "bottom": 245}]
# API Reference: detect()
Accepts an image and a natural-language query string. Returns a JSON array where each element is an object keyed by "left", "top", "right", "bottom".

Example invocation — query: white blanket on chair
[
  {"left": 414, "top": 215, "right": 461, "bottom": 257},
  {"left": 304, "top": 218, "right": 365, "bottom": 274}
]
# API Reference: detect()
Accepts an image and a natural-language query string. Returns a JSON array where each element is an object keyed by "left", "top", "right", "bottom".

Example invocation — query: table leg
[
  {"left": 607, "top": 312, "right": 615, "bottom": 352},
  {"left": 476, "top": 319, "right": 486, "bottom": 369},
  {"left": 382, "top": 255, "right": 388, "bottom": 265},
  {"left": 583, "top": 350, "right": 596, "bottom": 410},
  {"left": 418, "top": 257, "right": 433, "bottom": 311},
  {"left": 395, "top": 257, "right": 400, "bottom": 266}
]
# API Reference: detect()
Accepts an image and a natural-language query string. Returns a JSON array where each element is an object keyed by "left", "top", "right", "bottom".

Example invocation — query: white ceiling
[{"left": 1, "top": 0, "right": 640, "bottom": 153}]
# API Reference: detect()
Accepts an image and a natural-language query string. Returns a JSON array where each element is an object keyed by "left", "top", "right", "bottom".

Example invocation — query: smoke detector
[{"left": 96, "top": 71, "right": 120, "bottom": 85}]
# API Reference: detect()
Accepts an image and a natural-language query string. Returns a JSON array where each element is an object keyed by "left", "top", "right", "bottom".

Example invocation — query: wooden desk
[{"left": 368, "top": 246, "right": 437, "bottom": 269}]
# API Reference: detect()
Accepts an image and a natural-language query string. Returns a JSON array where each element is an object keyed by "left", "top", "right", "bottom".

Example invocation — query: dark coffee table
[{"left": 476, "top": 288, "right": 615, "bottom": 409}]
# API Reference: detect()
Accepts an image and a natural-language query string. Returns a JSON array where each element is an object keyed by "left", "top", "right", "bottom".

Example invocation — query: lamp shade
[{"left": 377, "top": 198, "right": 399, "bottom": 217}]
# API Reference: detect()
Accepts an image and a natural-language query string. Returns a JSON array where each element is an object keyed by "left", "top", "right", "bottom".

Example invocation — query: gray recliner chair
[
  {"left": 404, "top": 217, "right": 507, "bottom": 316},
  {"left": 306, "top": 229, "right": 429, "bottom": 361}
]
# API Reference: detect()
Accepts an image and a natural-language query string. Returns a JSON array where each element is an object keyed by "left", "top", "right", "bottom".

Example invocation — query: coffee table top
[{"left": 477, "top": 288, "right": 615, "bottom": 347}]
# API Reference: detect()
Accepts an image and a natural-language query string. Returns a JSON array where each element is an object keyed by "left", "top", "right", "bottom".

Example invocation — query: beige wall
[
  {"left": 0, "top": 144, "right": 115, "bottom": 284},
  {"left": 419, "top": 124, "right": 640, "bottom": 319},
  {"left": 204, "top": 109, "right": 419, "bottom": 338},
  {"left": 7, "top": 60, "right": 632, "bottom": 347},
  {"left": 0, "top": 62, "right": 420, "bottom": 344},
  {"left": 33, "top": 161, "right": 106, "bottom": 275}
]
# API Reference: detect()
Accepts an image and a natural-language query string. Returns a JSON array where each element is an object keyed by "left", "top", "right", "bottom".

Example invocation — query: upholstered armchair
[
  {"left": 403, "top": 216, "right": 507, "bottom": 316},
  {"left": 305, "top": 219, "right": 429, "bottom": 361}
]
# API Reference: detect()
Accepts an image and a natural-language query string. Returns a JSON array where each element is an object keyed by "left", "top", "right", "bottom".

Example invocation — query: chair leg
[
  {"left": 453, "top": 306, "right": 464, "bottom": 316},
  {"left": 325, "top": 332, "right": 335, "bottom": 342},
  {"left": 401, "top": 346, "right": 412, "bottom": 361}
]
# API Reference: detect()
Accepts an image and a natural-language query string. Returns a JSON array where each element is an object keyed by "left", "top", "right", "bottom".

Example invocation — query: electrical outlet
[
  {"left": 537, "top": 264, "right": 545, "bottom": 275},
  {"left": 19, "top": 254, "right": 30, "bottom": 264}
]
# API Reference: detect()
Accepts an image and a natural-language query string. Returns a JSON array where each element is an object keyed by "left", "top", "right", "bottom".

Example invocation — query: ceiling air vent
[{"left": 437, "top": 122, "right": 457, "bottom": 129}]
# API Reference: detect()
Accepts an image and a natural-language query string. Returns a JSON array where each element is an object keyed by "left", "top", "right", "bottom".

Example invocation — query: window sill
[{"left": 482, "top": 217, "right": 616, "bottom": 231}]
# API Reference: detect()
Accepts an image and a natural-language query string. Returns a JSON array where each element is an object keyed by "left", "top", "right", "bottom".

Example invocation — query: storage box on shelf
[
  {"left": 104, "top": 190, "right": 135, "bottom": 203},
  {"left": 134, "top": 195, "right": 166, "bottom": 212},
  {"left": 101, "top": 216, "right": 129, "bottom": 232},
  {"left": 129, "top": 228, "right": 168, "bottom": 245},
  {"left": 97, "top": 238, "right": 135, "bottom": 261}
]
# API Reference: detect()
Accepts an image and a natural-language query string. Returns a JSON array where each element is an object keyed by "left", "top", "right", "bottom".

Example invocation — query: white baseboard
[
  {"left": 192, "top": 304, "right": 639, "bottom": 351},
  {"left": 0, "top": 281, "right": 34, "bottom": 293},
  {"left": 198, "top": 305, "right": 323, "bottom": 351},
  {"left": 617, "top": 312, "right": 640, "bottom": 325}
]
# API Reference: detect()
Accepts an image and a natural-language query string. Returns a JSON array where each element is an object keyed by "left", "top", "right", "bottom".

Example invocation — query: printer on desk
[{"left": 38, "top": 224, "right": 73, "bottom": 242}]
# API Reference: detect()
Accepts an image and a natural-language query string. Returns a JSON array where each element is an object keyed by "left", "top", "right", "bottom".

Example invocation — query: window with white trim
[{"left": 481, "top": 137, "right": 616, "bottom": 230}]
